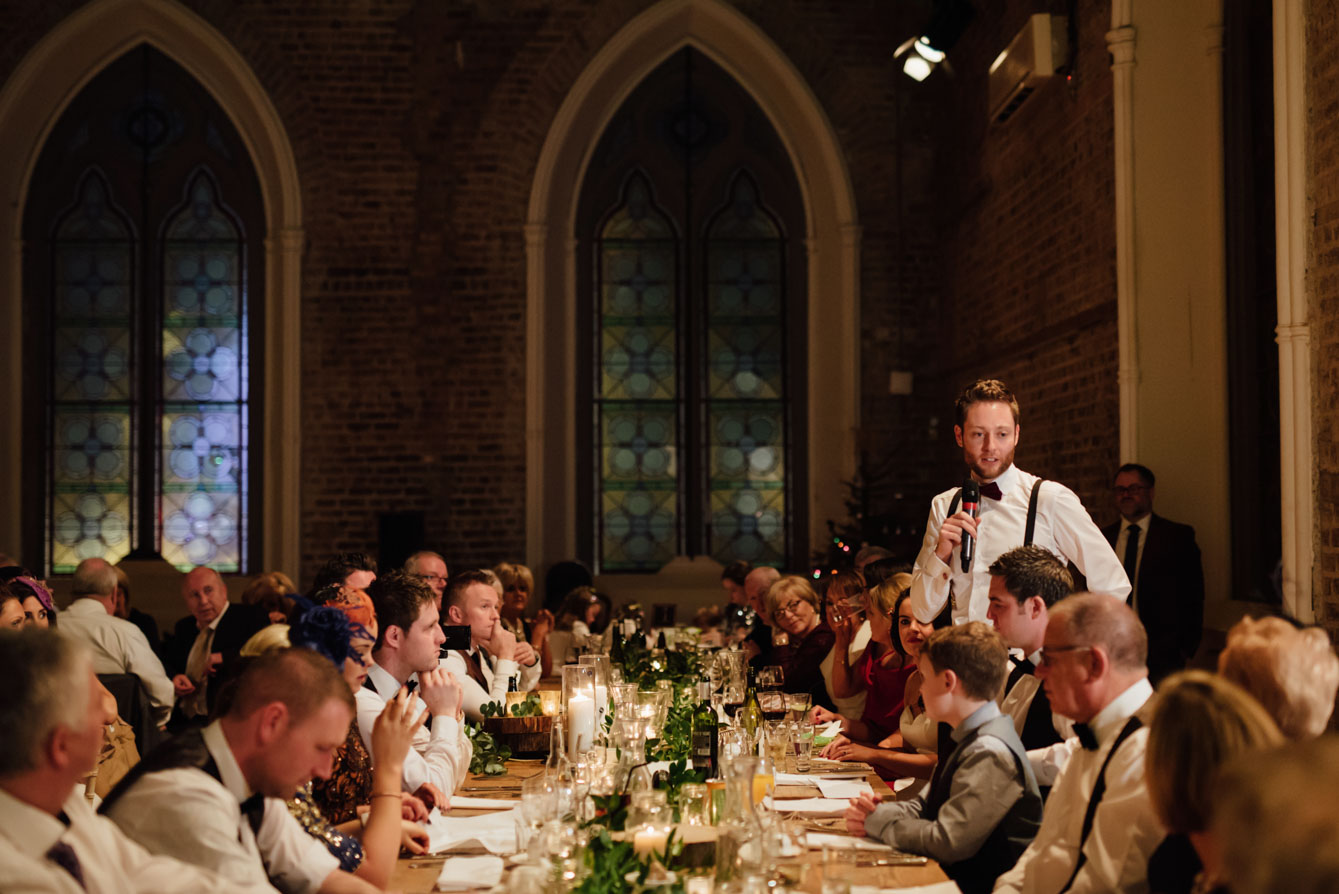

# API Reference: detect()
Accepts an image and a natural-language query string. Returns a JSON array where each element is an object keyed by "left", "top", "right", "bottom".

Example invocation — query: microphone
[{"left": 960, "top": 479, "right": 980, "bottom": 572}]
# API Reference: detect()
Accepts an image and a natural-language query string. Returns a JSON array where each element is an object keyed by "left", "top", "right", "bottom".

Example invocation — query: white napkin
[
  {"left": 818, "top": 720, "right": 844, "bottom": 738},
  {"left": 814, "top": 777, "right": 874, "bottom": 799},
  {"left": 893, "top": 777, "right": 918, "bottom": 793},
  {"left": 774, "top": 797, "right": 852, "bottom": 817},
  {"left": 436, "top": 854, "right": 505, "bottom": 891},
  {"left": 774, "top": 772, "right": 819, "bottom": 787},
  {"left": 425, "top": 807, "right": 519, "bottom": 854},
  {"left": 850, "top": 883, "right": 962, "bottom": 894},
  {"left": 445, "top": 795, "right": 517, "bottom": 810},
  {"left": 804, "top": 832, "right": 894, "bottom": 852}
]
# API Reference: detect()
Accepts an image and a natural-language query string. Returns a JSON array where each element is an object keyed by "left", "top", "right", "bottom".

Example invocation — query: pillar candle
[
  {"left": 632, "top": 827, "right": 669, "bottom": 857},
  {"left": 568, "top": 692, "right": 595, "bottom": 759}
]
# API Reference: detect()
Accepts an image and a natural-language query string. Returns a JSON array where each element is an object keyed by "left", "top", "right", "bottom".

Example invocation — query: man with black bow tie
[
  {"left": 104, "top": 648, "right": 379, "bottom": 893},
  {"left": 994, "top": 593, "right": 1162, "bottom": 894},
  {"left": 910, "top": 379, "right": 1129, "bottom": 627},
  {"left": 985, "top": 547, "right": 1075, "bottom": 761},
  {"left": 358, "top": 571, "right": 470, "bottom": 809}
]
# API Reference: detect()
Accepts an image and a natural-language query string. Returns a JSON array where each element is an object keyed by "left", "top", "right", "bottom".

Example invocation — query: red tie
[{"left": 980, "top": 482, "right": 1003, "bottom": 501}]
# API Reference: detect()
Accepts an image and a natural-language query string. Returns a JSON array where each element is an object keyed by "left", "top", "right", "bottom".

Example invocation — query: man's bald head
[
  {"left": 181, "top": 566, "right": 228, "bottom": 628},
  {"left": 1049, "top": 592, "right": 1148, "bottom": 673},
  {"left": 70, "top": 558, "right": 117, "bottom": 601}
]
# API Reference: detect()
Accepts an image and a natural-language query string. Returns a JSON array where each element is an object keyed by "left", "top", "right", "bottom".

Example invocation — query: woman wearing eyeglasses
[{"left": 759, "top": 575, "right": 838, "bottom": 711}]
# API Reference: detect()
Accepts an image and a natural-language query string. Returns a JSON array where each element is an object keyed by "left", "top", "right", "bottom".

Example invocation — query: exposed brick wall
[
  {"left": 1309, "top": 0, "right": 1339, "bottom": 635},
  {"left": 2, "top": 0, "right": 1123, "bottom": 585},
  {"left": 927, "top": 0, "right": 1120, "bottom": 527}
]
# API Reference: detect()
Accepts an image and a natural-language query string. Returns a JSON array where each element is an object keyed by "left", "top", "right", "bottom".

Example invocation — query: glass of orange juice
[{"left": 752, "top": 755, "right": 775, "bottom": 807}]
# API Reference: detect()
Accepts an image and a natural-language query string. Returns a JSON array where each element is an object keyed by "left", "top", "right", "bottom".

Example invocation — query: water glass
[
  {"left": 820, "top": 843, "right": 861, "bottom": 894},
  {"left": 784, "top": 691, "right": 812, "bottom": 722},
  {"left": 793, "top": 728, "right": 814, "bottom": 772}
]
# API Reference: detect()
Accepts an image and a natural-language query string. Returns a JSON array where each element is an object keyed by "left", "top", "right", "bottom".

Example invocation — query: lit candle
[
  {"left": 568, "top": 691, "right": 595, "bottom": 759},
  {"left": 632, "top": 827, "right": 669, "bottom": 857}
]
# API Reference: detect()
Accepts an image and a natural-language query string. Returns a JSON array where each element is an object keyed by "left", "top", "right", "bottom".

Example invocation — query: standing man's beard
[{"left": 967, "top": 445, "right": 1015, "bottom": 482}]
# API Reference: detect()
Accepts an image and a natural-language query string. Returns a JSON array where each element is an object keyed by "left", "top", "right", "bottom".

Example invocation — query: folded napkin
[
  {"left": 425, "top": 807, "right": 519, "bottom": 855},
  {"left": 445, "top": 795, "right": 517, "bottom": 810},
  {"left": 804, "top": 832, "right": 894, "bottom": 852},
  {"left": 814, "top": 777, "right": 874, "bottom": 799},
  {"left": 436, "top": 854, "right": 505, "bottom": 891},
  {"left": 893, "top": 777, "right": 918, "bottom": 793},
  {"left": 850, "top": 883, "right": 962, "bottom": 894},
  {"left": 774, "top": 797, "right": 854, "bottom": 816},
  {"left": 774, "top": 772, "right": 818, "bottom": 787}
]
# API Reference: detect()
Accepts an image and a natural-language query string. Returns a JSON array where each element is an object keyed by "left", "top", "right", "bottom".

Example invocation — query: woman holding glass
[{"left": 816, "top": 581, "right": 941, "bottom": 784}]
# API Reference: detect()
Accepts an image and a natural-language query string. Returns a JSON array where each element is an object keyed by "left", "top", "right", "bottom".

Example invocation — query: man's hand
[
  {"left": 486, "top": 624, "right": 518, "bottom": 664},
  {"left": 413, "top": 782, "right": 447, "bottom": 812},
  {"left": 513, "top": 641, "right": 538, "bottom": 668},
  {"left": 172, "top": 674, "right": 197, "bottom": 696},
  {"left": 417, "top": 667, "right": 462, "bottom": 717},
  {"left": 844, "top": 793, "right": 879, "bottom": 836},
  {"left": 371, "top": 691, "right": 428, "bottom": 773},
  {"left": 206, "top": 652, "right": 223, "bottom": 676},
  {"left": 934, "top": 510, "right": 979, "bottom": 563},
  {"left": 400, "top": 793, "right": 428, "bottom": 822}
]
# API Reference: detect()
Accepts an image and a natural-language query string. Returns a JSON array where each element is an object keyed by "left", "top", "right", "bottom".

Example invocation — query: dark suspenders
[
  {"left": 1058, "top": 715, "right": 1145, "bottom": 892},
  {"left": 946, "top": 478, "right": 1045, "bottom": 552}
]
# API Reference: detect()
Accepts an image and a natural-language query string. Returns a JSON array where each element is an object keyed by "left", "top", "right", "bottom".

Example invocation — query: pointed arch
[
  {"left": 0, "top": 0, "right": 302, "bottom": 575},
  {"left": 526, "top": 0, "right": 860, "bottom": 571}
]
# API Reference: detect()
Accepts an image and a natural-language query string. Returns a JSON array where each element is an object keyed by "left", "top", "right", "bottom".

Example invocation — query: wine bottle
[
  {"left": 740, "top": 667, "right": 763, "bottom": 740},
  {"left": 691, "top": 680, "right": 719, "bottom": 777}
]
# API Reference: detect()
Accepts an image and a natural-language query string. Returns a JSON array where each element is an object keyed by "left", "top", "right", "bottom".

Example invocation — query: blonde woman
[{"left": 1217, "top": 615, "right": 1339, "bottom": 739}]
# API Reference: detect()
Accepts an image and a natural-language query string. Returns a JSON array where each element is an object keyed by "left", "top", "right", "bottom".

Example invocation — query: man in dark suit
[
  {"left": 1102, "top": 463, "right": 1204, "bottom": 682},
  {"left": 162, "top": 566, "right": 268, "bottom": 728}
]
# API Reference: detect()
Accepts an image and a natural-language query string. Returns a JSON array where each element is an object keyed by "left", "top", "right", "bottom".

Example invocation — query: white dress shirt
[
  {"left": 0, "top": 786, "right": 268, "bottom": 894},
  {"left": 60, "top": 598, "right": 175, "bottom": 727},
  {"left": 441, "top": 643, "right": 542, "bottom": 722},
  {"left": 103, "top": 722, "right": 339, "bottom": 894},
  {"left": 911, "top": 465, "right": 1131, "bottom": 624},
  {"left": 999, "top": 650, "right": 1073, "bottom": 748},
  {"left": 1113, "top": 514, "right": 1151, "bottom": 607},
  {"left": 355, "top": 661, "right": 472, "bottom": 795},
  {"left": 994, "top": 679, "right": 1162, "bottom": 894}
]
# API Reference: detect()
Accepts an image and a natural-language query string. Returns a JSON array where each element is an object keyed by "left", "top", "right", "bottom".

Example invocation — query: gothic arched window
[
  {"left": 23, "top": 46, "right": 263, "bottom": 574},
  {"left": 577, "top": 48, "right": 807, "bottom": 573}
]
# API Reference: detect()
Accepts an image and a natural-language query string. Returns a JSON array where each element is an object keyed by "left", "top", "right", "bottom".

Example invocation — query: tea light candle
[
  {"left": 632, "top": 827, "right": 669, "bottom": 857},
  {"left": 568, "top": 691, "right": 595, "bottom": 758}
]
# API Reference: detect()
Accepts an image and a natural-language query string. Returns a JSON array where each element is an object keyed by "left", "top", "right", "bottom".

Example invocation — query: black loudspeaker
[{"left": 378, "top": 511, "right": 426, "bottom": 576}]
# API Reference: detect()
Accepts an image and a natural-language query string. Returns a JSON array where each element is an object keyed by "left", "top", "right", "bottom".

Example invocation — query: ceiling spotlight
[{"left": 895, "top": 0, "right": 975, "bottom": 82}]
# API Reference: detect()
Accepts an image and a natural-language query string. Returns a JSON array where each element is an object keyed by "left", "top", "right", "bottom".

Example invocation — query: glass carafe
[{"left": 715, "top": 755, "right": 765, "bottom": 884}]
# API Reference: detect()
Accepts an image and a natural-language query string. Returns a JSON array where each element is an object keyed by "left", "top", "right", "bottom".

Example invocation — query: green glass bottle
[
  {"left": 740, "top": 667, "right": 763, "bottom": 741},
  {"left": 691, "top": 680, "right": 719, "bottom": 777}
]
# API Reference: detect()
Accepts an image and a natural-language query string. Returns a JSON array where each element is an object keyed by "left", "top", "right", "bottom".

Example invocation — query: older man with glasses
[{"left": 994, "top": 593, "right": 1163, "bottom": 894}]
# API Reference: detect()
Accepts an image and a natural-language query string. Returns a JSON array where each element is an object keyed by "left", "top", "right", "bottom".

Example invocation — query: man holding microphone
[{"left": 910, "top": 379, "right": 1128, "bottom": 625}]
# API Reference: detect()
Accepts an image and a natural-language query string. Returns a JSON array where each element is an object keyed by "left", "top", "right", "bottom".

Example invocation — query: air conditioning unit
[{"left": 988, "top": 14, "right": 1068, "bottom": 124}]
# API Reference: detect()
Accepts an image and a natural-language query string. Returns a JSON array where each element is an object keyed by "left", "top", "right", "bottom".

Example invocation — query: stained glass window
[
  {"left": 49, "top": 173, "right": 135, "bottom": 572},
  {"left": 705, "top": 174, "right": 787, "bottom": 566},
  {"left": 26, "top": 46, "right": 260, "bottom": 576},
  {"left": 595, "top": 174, "right": 680, "bottom": 571},
  {"left": 159, "top": 172, "right": 247, "bottom": 571}
]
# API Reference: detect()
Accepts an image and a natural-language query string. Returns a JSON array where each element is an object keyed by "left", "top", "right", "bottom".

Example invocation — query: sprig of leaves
[
  {"left": 479, "top": 692, "right": 544, "bottom": 718},
  {"left": 464, "top": 722, "right": 511, "bottom": 775}
]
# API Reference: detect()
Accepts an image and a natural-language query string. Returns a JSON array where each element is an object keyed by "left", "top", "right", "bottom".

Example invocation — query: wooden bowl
[{"left": 480, "top": 714, "right": 553, "bottom": 757}]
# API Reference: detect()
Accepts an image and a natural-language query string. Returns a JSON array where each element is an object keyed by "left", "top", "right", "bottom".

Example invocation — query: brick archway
[{"left": 525, "top": 0, "right": 860, "bottom": 574}]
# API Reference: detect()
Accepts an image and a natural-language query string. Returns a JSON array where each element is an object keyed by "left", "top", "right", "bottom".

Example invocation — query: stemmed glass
[{"left": 519, "top": 773, "right": 556, "bottom": 859}]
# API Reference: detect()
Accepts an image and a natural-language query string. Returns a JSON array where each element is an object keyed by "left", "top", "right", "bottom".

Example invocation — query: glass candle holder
[
  {"left": 580, "top": 654, "right": 611, "bottom": 727},
  {"left": 562, "top": 664, "right": 598, "bottom": 759}
]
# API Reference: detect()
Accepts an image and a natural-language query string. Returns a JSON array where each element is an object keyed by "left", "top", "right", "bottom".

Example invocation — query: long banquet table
[{"left": 390, "top": 759, "right": 951, "bottom": 892}]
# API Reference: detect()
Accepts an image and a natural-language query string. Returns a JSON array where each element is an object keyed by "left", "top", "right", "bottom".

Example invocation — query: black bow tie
[
  {"left": 1074, "top": 722, "right": 1100, "bottom": 751},
  {"left": 980, "top": 482, "right": 1004, "bottom": 501},
  {"left": 238, "top": 793, "right": 265, "bottom": 835},
  {"left": 403, "top": 679, "right": 418, "bottom": 695},
  {"left": 1015, "top": 658, "right": 1036, "bottom": 676}
]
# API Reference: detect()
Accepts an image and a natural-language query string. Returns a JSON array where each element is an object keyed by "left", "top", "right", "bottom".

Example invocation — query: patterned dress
[{"left": 309, "top": 717, "right": 374, "bottom": 825}]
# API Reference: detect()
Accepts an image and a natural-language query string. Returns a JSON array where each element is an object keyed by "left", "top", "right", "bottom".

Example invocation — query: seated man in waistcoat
[
  {"left": 845, "top": 622, "right": 1042, "bottom": 894},
  {"left": 985, "top": 546, "right": 1076, "bottom": 790},
  {"left": 102, "top": 648, "right": 380, "bottom": 894}
]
